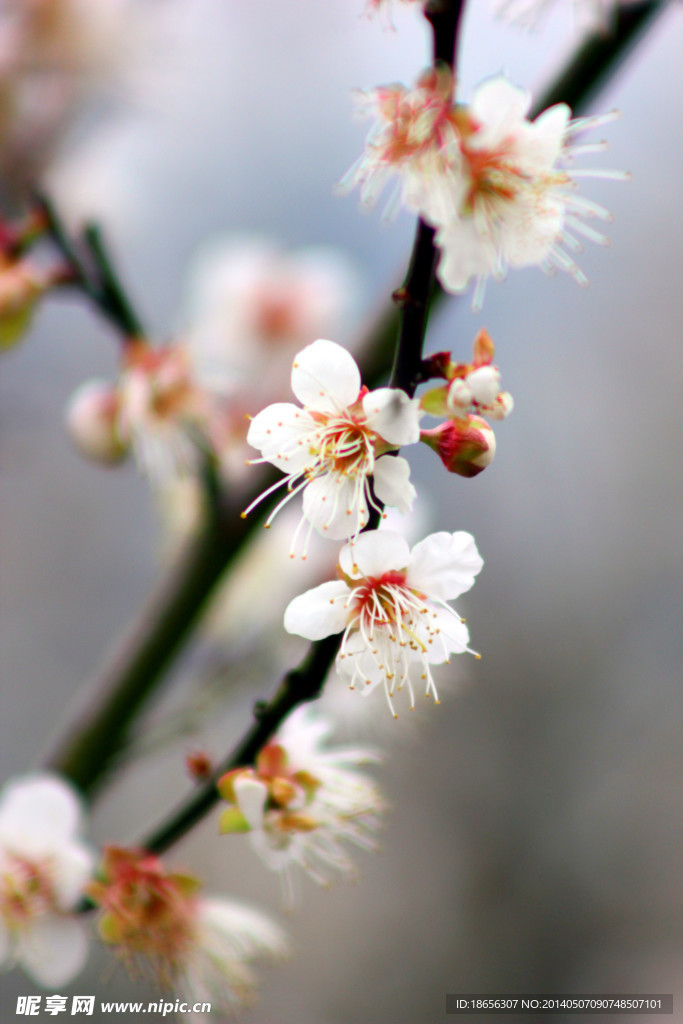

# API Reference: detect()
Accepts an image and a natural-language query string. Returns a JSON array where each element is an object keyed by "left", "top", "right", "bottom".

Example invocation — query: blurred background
[{"left": 1, "top": 1, "right": 682, "bottom": 1022}]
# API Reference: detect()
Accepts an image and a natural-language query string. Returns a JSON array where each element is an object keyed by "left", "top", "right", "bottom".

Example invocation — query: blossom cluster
[
  {"left": 341, "top": 68, "right": 625, "bottom": 307},
  {"left": 0, "top": 774, "right": 287, "bottom": 1018},
  {"left": 0, "top": 0, "right": 638, "bottom": 1017}
]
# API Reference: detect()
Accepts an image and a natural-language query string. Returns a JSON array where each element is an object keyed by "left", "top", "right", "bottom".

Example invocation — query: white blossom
[
  {"left": 285, "top": 530, "right": 483, "bottom": 716},
  {"left": 89, "top": 846, "right": 286, "bottom": 1018},
  {"left": 244, "top": 339, "right": 421, "bottom": 551},
  {"left": 218, "top": 707, "right": 384, "bottom": 906},
  {"left": 175, "top": 898, "right": 288, "bottom": 1019},
  {"left": 342, "top": 69, "right": 626, "bottom": 308},
  {"left": 0, "top": 774, "right": 95, "bottom": 987},
  {"left": 433, "top": 76, "right": 627, "bottom": 306},
  {"left": 338, "top": 66, "right": 463, "bottom": 225},
  {"left": 66, "top": 341, "right": 220, "bottom": 483}
]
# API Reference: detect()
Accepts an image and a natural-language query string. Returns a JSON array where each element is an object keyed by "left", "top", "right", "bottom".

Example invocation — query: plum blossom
[
  {"left": 0, "top": 773, "right": 95, "bottom": 986},
  {"left": 182, "top": 236, "right": 363, "bottom": 484},
  {"left": 420, "top": 329, "right": 514, "bottom": 423},
  {"left": 338, "top": 66, "right": 463, "bottom": 224},
  {"left": 185, "top": 235, "right": 361, "bottom": 391},
  {"left": 218, "top": 707, "right": 384, "bottom": 906},
  {"left": 418, "top": 331, "right": 511, "bottom": 478},
  {"left": 66, "top": 340, "right": 219, "bottom": 482},
  {"left": 244, "top": 339, "right": 421, "bottom": 551},
  {"left": 88, "top": 847, "right": 287, "bottom": 1018},
  {"left": 342, "top": 69, "right": 626, "bottom": 307},
  {"left": 285, "top": 530, "right": 483, "bottom": 716},
  {"left": 433, "top": 75, "right": 627, "bottom": 305}
]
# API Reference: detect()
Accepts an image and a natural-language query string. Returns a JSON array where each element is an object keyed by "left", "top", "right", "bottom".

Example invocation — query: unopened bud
[
  {"left": 185, "top": 750, "right": 213, "bottom": 781},
  {"left": 472, "top": 327, "right": 495, "bottom": 367},
  {"left": 65, "top": 379, "right": 129, "bottom": 464},
  {"left": 420, "top": 415, "right": 496, "bottom": 478}
]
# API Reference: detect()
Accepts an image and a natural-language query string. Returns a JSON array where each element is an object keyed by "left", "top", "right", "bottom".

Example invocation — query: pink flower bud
[
  {"left": 420, "top": 415, "right": 496, "bottom": 478},
  {"left": 65, "top": 380, "right": 129, "bottom": 465}
]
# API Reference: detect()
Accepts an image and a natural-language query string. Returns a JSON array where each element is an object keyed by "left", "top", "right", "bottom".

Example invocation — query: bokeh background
[{"left": 1, "top": 1, "right": 682, "bottom": 1022}]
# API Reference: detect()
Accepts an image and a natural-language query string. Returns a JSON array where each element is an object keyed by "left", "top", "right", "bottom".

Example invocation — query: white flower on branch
[
  {"left": 0, "top": 774, "right": 95, "bottom": 987},
  {"left": 218, "top": 707, "right": 385, "bottom": 906},
  {"left": 433, "top": 76, "right": 627, "bottom": 305},
  {"left": 66, "top": 340, "right": 222, "bottom": 482},
  {"left": 88, "top": 847, "right": 287, "bottom": 1019},
  {"left": 244, "top": 339, "right": 420, "bottom": 551},
  {"left": 285, "top": 529, "right": 483, "bottom": 717},
  {"left": 342, "top": 68, "right": 627, "bottom": 307},
  {"left": 338, "top": 66, "right": 464, "bottom": 225}
]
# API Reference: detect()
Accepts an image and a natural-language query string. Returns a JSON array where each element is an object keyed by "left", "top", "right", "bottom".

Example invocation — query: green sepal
[
  {"left": 218, "top": 806, "right": 251, "bottom": 834},
  {"left": 419, "top": 386, "right": 449, "bottom": 417}
]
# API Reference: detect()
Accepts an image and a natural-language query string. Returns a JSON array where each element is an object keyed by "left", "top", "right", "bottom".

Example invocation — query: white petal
[
  {"left": 0, "top": 775, "right": 84, "bottom": 854},
  {"left": 302, "top": 475, "right": 368, "bottom": 539},
  {"left": 20, "top": 916, "right": 89, "bottom": 987},
  {"left": 407, "top": 531, "right": 483, "bottom": 600},
  {"left": 199, "top": 897, "right": 288, "bottom": 959},
  {"left": 249, "top": 828, "right": 295, "bottom": 872},
  {"left": 373, "top": 456, "right": 416, "bottom": 515},
  {"left": 291, "top": 339, "right": 360, "bottom": 412},
  {"left": 284, "top": 581, "right": 351, "bottom": 640},
  {"left": 246, "top": 402, "right": 317, "bottom": 473},
  {"left": 337, "top": 632, "right": 385, "bottom": 688},
  {"left": 435, "top": 222, "right": 498, "bottom": 292},
  {"left": 361, "top": 388, "right": 421, "bottom": 446},
  {"left": 470, "top": 76, "right": 531, "bottom": 143},
  {"left": 344, "top": 529, "right": 410, "bottom": 579},
  {"left": 234, "top": 777, "right": 268, "bottom": 830},
  {"left": 51, "top": 844, "right": 96, "bottom": 910},
  {"left": 528, "top": 103, "right": 571, "bottom": 170},
  {"left": 467, "top": 366, "right": 501, "bottom": 406},
  {"left": 413, "top": 606, "right": 470, "bottom": 665}
]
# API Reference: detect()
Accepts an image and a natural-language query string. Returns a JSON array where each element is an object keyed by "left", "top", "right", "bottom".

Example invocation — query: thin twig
[{"left": 34, "top": 192, "right": 145, "bottom": 339}]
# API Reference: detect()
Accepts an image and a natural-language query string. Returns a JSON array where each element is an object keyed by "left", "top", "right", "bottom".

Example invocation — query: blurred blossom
[
  {"left": 218, "top": 706, "right": 385, "bottom": 906},
  {"left": 342, "top": 68, "right": 625, "bottom": 308},
  {"left": 0, "top": 0, "right": 145, "bottom": 191},
  {"left": 0, "top": 773, "right": 95, "bottom": 987},
  {"left": 65, "top": 378, "right": 130, "bottom": 464},
  {"left": 183, "top": 236, "right": 364, "bottom": 482},
  {"left": 65, "top": 335, "right": 250, "bottom": 484},
  {"left": 88, "top": 847, "right": 288, "bottom": 1019}
]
